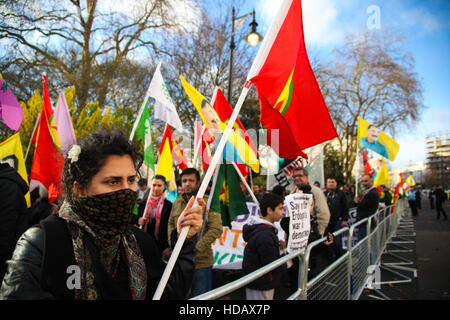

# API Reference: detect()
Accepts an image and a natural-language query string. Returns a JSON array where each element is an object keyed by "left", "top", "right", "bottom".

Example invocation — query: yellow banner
[{"left": 373, "top": 157, "right": 390, "bottom": 187}]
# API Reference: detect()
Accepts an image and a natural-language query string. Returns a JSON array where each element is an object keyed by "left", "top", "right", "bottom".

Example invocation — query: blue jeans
[{"left": 190, "top": 267, "right": 212, "bottom": 298}]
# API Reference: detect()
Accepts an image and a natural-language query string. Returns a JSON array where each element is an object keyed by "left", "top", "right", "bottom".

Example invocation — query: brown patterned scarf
[{"left": 59, "top": 188, "right": 147, "bottom": 300}]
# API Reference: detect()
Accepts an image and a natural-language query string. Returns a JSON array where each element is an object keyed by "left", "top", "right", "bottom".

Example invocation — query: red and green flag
[
  {"left": 209, "top": 163, "right": 249, "bottom": 228},
  {"left": 246, "top": 0, "right": 337, "bottom": 158}
]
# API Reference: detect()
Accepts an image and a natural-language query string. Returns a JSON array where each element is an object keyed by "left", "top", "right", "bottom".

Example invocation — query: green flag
[
  {"left": 210, "top": 164, "right": 249, "bottom": 228},
  {"left": 135, "top": 102, "right": 155, "bottom": 174}
]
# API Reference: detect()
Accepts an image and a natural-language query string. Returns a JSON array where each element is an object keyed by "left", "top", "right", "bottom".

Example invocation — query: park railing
[{"left": 191, "top": 197, "right": 409, "bottom": 300}]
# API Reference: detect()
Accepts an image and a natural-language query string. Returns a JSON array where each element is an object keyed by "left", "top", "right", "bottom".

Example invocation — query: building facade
[{"left": 425, "top": 131, "right": 450, "bottom": 188}]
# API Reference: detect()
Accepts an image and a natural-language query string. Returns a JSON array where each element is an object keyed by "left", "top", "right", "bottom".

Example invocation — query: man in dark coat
[
  {"left": 0, "top": 163, "right": 29, "bottom": 283},
  {"left": 354, "top": 174, "right": 380, "bottom": 241},
  {"left": 435, "top": 186, "right": 448, "bottom": 220},
  {"left": 324, "top": 177, "right": 349, "bottom": 261}
]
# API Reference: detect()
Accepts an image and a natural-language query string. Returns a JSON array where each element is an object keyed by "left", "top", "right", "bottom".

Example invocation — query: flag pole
[
  {"left": 24, "top": 114, "right": 41, "bottom": 163},
  {"left": 152, "top": 85, "right": 251, "bottom": 300},
  {"left": 232, "top": 162, "right": 259, "bottom": 206},
  {"left": 198, "top": 163, "right": 221, "bottom": 239}
]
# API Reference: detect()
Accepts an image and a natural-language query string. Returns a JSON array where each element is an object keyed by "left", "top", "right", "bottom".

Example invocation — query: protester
[
  {"left": 435, "top": 186, "right": 448, "bottom": 220},
  {"left": 138, "top": 175, "right": 172, "bottom": 261},
  {"left": 242, "top": 192, "right": 287, "bottom": 300},
  {"left": 0, "top": 162, "right": 29, "bottom": 284},
  {"left": 176, "top": 180, "right": 184, "bottom": 197},
  {"left": 291, "top": 167, "right": 330, "bottom": 280},
  {"left": 250, "top": 184, "right": 264, "bottom": 203},
  {"left": 354, "top": 174, "right": 380, "bottom": 240},
  {"left": 416, "top": 186, "right": 422, "bottom": 210},
  {"left": 0, "top": 130, "right": 204, "bottom": 300},
  {"left": 379, "top": 185, "right": 392, "bottom": 208},
  {"left": 27, "top": 185, "right": 53, "bottom": 226},
  {"left": 272, "top": 185, "right": 286, "bottom": 198},
  {"left": 324, "top": 177, "right": 349, "bottom": 262},
  {"left": 167, "top": 167, "right": 223, "bottom": 298},
  {"left": 429, "top": 188, "right": 435, "bottom": 209},
  {"left": 408, "top": 185, "right": 419, "bottom": 217},
  {"left": 346, "top": 184, "right": 357, "bottom": 208},
  {"left": 379, "top": 185, "right": 393, "bottom": 218},
  {"left": 136, "top": 178, "right": 150, "bottom": 215}
]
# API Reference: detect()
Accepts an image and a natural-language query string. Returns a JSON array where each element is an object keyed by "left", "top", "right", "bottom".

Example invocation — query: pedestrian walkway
[{"left": 361, "top": 199, "right": 450, "bottom": 300}]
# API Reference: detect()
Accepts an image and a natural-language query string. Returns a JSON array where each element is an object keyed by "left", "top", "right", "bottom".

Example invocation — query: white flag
[
  {"left": 147, "top": 62, "right": 183, "bottom": 131},
  {"left": 54, "top": 92, "right": 77, "bottom": 156}
]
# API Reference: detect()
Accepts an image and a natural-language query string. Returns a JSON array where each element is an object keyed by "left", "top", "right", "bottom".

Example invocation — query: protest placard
[{"left": 284, "top": 193, "right": 312, "bottom": 254}]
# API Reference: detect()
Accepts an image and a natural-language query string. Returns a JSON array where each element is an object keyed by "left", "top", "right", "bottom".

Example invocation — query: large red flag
[
  {"left": 246, "top": 0, "right": 337, "bottom": 158},
  {"left": 29, "top": 75, "right": 65, "bottom": 203}
]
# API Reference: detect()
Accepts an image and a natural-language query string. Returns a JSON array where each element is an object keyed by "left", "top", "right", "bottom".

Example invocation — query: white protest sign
[{"left": 284, "top": 193, "right": 312, "bottom": 254}]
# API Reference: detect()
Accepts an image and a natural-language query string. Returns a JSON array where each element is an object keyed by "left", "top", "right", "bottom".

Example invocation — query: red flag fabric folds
[
  {"left": 29, "top": 75, "right": 65, "bottom": 203},
  {"left": 247, "top": 0, "right": 337, "bottom": 158}
]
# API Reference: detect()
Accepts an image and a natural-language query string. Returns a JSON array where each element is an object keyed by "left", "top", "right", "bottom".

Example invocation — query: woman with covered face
[{"left": 0, "top": 130, "right": 204, "bottom": 300}]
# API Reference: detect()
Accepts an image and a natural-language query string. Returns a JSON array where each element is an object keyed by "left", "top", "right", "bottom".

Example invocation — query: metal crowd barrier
[{"left": 191, "top": 198, "right": 409, "bottom": 300}]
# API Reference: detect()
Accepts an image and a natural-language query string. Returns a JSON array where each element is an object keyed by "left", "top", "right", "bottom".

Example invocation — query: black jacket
[
  {"left": 143, "top": 199, "right": 172, "bottom": 255},
  {"left": 324, "top": 189, "right": 349, "bottom": 222},
  {"left": 0, "top": 215, "right": 197, "bottom": 300},
  {"left": 242, "top": 217, "right": 286, "bottom": 291},
  {"left": 0, "top": 163, "right": 29, "bottom": 284},
  {"left": 356, "top": 187, "right": 380, "bottom": 221}
]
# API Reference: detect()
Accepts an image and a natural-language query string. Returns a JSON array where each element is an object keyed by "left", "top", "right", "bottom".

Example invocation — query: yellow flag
[
  {"left": 179, "top": 75, "right": 259, "bottom": 172},
  {"left": 155, "top": 137, "right": 174, "bottom": 189},
  {"left": 373, "top": 157, "right": 390, "bottom": 187},
  {"left": 0, "top": 133, "right": 31, "bottom": 207},
  {"left": 406, "top": 175, "right": 416, "bottom": 186},
  {"left": 357, "top": 117, "right": 400, "bottom": 161}
]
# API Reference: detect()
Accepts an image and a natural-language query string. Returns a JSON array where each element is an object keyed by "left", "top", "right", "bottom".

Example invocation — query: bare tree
[
  {"left": 0, "top": 0, "right": 199, "bottom": 120},
  {"left": 159, "top": 4, "right": 259, "bottom": 132},
  {"left": 317, "top": 30, "right": 424, "bottom": 183}
]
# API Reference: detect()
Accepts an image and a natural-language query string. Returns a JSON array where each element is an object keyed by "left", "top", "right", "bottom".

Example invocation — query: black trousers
[
  {"left": 409, "top": 200, "right": 419, "bottom": 216},
  {"left": 436, "top": 202, "right": 447, "bottom": 219}
]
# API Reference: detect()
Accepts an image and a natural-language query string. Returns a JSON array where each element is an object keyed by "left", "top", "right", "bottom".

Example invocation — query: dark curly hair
[{"left": 61, "top": 130, "right": 143, "bottom": 203}]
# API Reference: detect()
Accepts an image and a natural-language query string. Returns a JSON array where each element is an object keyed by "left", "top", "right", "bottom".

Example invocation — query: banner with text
[
  {"left": 284, "top": 193, "right": 312, "bottom": 254},
  {"left": 212, "top": 202, "right": 286, "bottom": 270}
]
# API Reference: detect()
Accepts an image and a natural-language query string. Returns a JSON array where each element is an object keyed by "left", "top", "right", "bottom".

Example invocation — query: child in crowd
[{"left": 242, "top": 192, "right": 286, "bottom": 300}]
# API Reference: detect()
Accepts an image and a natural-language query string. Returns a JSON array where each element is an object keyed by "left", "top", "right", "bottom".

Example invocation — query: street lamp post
[{"left": 228, "top": 7, "right": 263, "bottom": 103}]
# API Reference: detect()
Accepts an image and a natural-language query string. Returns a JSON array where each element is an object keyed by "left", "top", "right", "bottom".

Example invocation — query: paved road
[
  {"left": 346, "top": 198, "right": 449, "bottom": 300},
  {"left": 212, "top": 198, "right": 450, "bottom": 300},
  {"left": 414, "top": 199, "right": 450, "bottom": 299}
]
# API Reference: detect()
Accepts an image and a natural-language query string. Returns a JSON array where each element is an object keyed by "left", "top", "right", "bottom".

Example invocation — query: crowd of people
[{"left": 0, "top": 129, "right": 448, "bottom": 300}]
